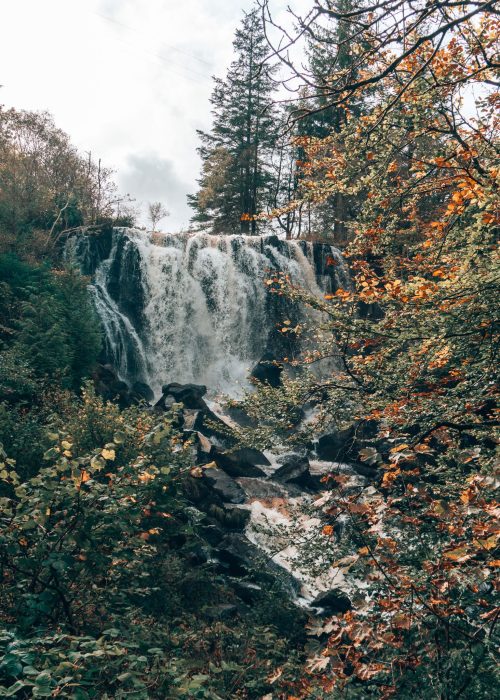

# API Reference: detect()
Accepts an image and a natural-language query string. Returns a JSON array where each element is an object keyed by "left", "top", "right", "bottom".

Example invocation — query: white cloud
[{"left": 0, "top": 0, "right": 308, "bottom": 229}]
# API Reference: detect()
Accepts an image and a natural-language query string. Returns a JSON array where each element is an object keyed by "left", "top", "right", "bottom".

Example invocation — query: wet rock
[
  {"left": 272, "top": 454, "right": 316, "bottom": 489},
  {"left": 212, "top": 447, "right": 269, "bottom": 478},
  {"left": 225, "top": 404, "right": 257, "bottom": 428},
  {"left": 195, "top": 431, "right": 213, "bottom": 458},
  {"left": 131, "top": 381, "right": 154, "bottom": 403},
  {"left": 202, "top": 468, "right": 246, "bottom": 504},
  {"left": 312, "top": 588, "right": 352, "bottom": 616},
  {"left": 316, "top": 427, "right": 357, "bottom": 461},
  {"left": 217, "top": 534, "right": 301, "bottom": 596},
  {"left": 93, "top": 364, "right": 134, "bottom": 407},
  {"left": 251, "top": 352, "right": 283, "bottom": 387},
  {"left": 183, "top": 410, "right": 204, "bottom": 431},
  {"left": 162, "top": 382, "right": 208, "bottom": 409},
  {"left": 237, "top": 477, "right": 301, "bottom": 500}
]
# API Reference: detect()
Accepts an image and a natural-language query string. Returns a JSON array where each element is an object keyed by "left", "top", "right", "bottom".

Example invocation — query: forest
[{"left": 0, "top": 1, "right": 498, "bottom": 698}]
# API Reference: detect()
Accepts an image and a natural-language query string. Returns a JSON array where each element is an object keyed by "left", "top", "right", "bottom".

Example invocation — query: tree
[
  {"left": 0, "top": 107, "right": 134, "bottom": 255},
  {"left": 189, "top": 6, "right": 278, "bottom": 234},
  {"left": 237, "top": 2, "right": 500, "bottom": 695},
  {"left": 147, "top": 201, "right": 169, "bottom": 232}
]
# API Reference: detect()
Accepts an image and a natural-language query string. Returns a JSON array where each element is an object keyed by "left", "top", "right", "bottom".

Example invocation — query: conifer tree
[
  {"left": 189, "top": 7, "right": 277, "bottom": 234},
  {"left": 296, "top": 0, "right": 366, "bottom": 242}
]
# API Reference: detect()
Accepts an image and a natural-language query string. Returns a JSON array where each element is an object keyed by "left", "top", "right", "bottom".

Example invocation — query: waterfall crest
[{"left": 68, "top": 228, "right": 349, "bottom": 396}]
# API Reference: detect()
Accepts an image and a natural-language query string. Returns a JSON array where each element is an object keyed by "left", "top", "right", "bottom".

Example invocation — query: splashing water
[{"left": 68, "top": 228, "right": 349, "bottom": 397}]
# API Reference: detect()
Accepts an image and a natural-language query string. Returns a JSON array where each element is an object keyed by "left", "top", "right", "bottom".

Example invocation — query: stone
[
  {"left": 161, "top": 382, "right": 207, "bottom": 409},
  {"left": 237, "top": 477, "right": 301, "bottom": 500},
  {"left": 216, "top": 534, "right": 301, "bottom": 596},
  {"left": 131, "top": 381, "right": 154, "bottom": 403},
  {"left": 212, "top": 447, "right": 269, "bottom": 478},
  {"left": 272, "top": 454, "right": 314, "bottom": 489},
  {"left": 316, "top": 427, "right": 357, "bottom": 461},
  {"left": 312, "top": 588, "right": 352, "bottom": 615},
  {"left": 203, "top": 468, "right": 246, "bottom": 504},
  {"left": 230, "top": 580, "right": 263, "bottom": 604},
  {"left": 251, "top": 352, "right": 283, "bottom": 387}
]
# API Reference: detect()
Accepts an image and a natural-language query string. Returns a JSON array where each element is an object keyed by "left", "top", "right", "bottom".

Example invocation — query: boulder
[
  {"left": 216, "top": 534, "right": 301, "bottom": 596},
  {"left": 312, "top": 588, "right": 352, "bottom": 616},
  {"left": 203, "top": 468, "right": 246, "bottom": 504},
  {"left": 212, "top": 447, "right": 269, "bottom": 478},
  {"left": 183, "top": 410, "right": 205, "bottom": 431},
  {"left": 131, "top": 381, "right": 154, "bottom": 403},
  {"left": 162, "top": 382, "right": 207, "bottom": 409},
  {"left": 272, "top": 453, "right": 316, "bottom": 489},
  {"left": 237, "top": 477, "right": 301, "bottom": 500},
  {"left": 316, "top": 427, "right": 357, "bottom": 462},
  {"left": 251, "top": 352, "right": 283, "bottom": 387},
  {"left": 230, "top": 580, "right": 263, "bottom": 604}
]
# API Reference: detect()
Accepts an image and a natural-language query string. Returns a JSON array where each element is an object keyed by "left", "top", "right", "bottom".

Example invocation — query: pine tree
[
  {"left": 297, "top": 0, "right": 367, "bottom": 243},
  {"left": 189, "top": 7, "right": 277, "bottom": 234}
]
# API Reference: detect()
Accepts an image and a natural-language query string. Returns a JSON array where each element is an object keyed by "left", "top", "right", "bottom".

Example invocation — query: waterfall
[{"left": 68, "top": 228, "right": 349, "bottom": 397}]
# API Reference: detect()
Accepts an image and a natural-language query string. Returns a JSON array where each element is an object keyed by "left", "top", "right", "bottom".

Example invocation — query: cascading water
[{"left": 67, "top": 227, "right": 349, "bottom": 397}]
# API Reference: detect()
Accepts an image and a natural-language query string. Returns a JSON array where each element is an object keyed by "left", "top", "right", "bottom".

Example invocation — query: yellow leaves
[
  {"left": 428, "top": 346, "right": 451, "bottom": 370},
  {"left": 101, "top": 448, "right": 116, "bottom": 461},
  {"left": 414, "top": 443, "right": 433, "bottom": 454},
  {"left": 358, "top": 546, "right": 370, "bottom": 556},
  {"left": 267, "top": 667, "right": 283, "bottom": 684},
  {"left": 434, "top": 156, "right": 448, "bottom": 167}
]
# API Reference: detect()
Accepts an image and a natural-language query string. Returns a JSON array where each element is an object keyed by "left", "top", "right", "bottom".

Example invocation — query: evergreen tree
[
  {"left": 189, "top": 7, "right": 277, "bottom": 234},
  {"left": 296, "top": 0, "right": 367, "bottom": 242}
]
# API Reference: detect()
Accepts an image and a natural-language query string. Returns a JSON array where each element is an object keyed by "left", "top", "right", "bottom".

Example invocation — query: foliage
[
  {"left": 0, "top": 387, "right": 307, "bottom": 698},
  {"left": 0, "top": 106, "right": 134, "bottom": 257},
  {"left": 236, "top": 1, "right": 500, "bottom": 697},
  {"left": 0, "top": 255, "right": 101, "bottom": 391}
]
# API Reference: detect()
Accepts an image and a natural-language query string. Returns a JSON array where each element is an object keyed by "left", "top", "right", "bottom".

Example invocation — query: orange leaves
[
  {"left": 322, "top": 525, "right": 334, "bottom": 536},
  {"left": 389, "top": 443, "right": 410, "bottom": 453},
  {"left": 382, "top": 467, "right": 401, "bottom": 489},
  {"left": 443, "top": 546, "right": 472, "bottom": 563}
]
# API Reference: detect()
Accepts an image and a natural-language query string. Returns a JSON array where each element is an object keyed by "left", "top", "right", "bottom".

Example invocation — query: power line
[{"left": 92, "top": 10, "right": 213, "bottom": 70}]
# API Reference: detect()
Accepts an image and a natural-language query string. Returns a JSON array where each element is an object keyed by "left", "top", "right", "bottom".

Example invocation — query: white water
[{"left": 75, "top": 229, "right": 349, "bottom": 397}]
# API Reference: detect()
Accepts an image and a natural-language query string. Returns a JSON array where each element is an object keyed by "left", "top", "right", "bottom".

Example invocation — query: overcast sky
[{"left": 1, "top": 0, "right": 303, "bottom": 230}]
